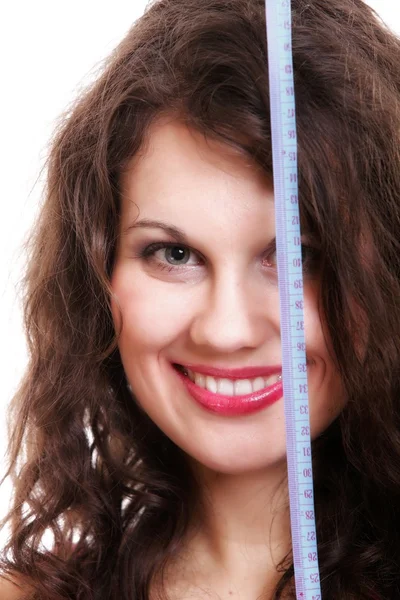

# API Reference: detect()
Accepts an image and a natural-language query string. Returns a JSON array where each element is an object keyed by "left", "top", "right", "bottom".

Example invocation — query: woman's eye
[
  {"left": 263, "top": 244, "right": 319, "bottom": 274},
  {"left": 138, "top": 242, "right": 202, "bottom": 270},
  {"left": 136, "top": 241, "right": 319, "bottom": 274}
]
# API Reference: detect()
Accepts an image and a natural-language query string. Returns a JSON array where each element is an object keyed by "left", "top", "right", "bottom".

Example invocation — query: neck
[{"left": 167, "top": 461, "right": 293, "bottom": 598}]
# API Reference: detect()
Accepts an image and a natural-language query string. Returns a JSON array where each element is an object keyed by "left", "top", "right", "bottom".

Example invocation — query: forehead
[{"left": 118, "top": 118, "right": 274, "bottom": 220}]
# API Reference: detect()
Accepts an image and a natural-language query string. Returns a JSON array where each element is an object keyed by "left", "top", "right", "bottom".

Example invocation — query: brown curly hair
[{"left": 1, "top": 0, "right": 400, "bottom": 598}]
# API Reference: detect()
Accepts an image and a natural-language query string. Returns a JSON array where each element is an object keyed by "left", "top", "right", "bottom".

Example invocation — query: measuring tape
[{"left": 265, "top": 1, "right": 322, "bottom": 598}]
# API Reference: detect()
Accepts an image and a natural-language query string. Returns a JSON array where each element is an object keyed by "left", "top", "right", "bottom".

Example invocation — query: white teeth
[
  {"left": 253, "top": 377, "right": 265, "bottom": 392},
  {"left": 186, "top": 369, "right": 282, "bottom": 396},
  {"left": 234, "top": 379, "right": 253, "bottom": 395},
  {"left": 217, "top": 378, "right": 234, "bottom": 395},
  {"left": 193, "top": 372, "right": 205, "bottom": 386},
  {"left": 205, "top": 376, "right": 217, "bottom": 394}
]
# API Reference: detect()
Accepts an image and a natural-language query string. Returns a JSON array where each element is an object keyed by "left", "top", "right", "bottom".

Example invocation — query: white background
[{"left": 0, "top": 1, "right": 399, "bottom": 546}]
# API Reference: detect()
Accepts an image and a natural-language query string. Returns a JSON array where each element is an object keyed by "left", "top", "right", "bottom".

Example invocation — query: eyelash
[
  {"left": 137, "top": 242, "right": 319, "bottom": 274},
  {"left": 137, "top": 242, "right": 201, "bottom": 272}
]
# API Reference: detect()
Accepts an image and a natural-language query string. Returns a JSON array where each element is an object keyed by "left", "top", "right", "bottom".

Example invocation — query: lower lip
[{"left": 172, "top": 365, "right": 283, "bottom": 416}]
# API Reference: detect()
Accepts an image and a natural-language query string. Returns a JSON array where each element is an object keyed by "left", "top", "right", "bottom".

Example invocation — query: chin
[{"left": 186, "top": 448, "right": 287, "bottom": 477}]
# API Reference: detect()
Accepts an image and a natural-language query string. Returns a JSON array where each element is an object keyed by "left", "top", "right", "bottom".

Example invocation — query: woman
[{"left": 1, "top": 0, "right": 400, "bottom": 598}]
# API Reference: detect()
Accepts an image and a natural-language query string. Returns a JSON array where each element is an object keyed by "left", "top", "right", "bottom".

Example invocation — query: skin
[
  {"left": 0, "top": 576, "right": 32, "bottom": 599},
  {"left": 111, "top": 116, "right": 347, "bottom": 598}
]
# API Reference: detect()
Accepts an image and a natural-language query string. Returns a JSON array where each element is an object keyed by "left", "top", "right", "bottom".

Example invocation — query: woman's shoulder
[{"left": 0, "top": 574, "right": 31, "bottom": 599}]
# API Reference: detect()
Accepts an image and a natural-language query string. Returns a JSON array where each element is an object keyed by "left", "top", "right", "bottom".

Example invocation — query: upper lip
[{"left": 174, "top": 363, "right": 282, "bottom": 380}]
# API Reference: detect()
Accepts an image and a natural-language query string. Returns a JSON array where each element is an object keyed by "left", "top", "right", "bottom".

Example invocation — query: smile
[
  {"left": 173, "top": 364, "right": 283, "bottom": 416},
  {"left": 175, "top": 364, "right": 281, "bottom": 396}
]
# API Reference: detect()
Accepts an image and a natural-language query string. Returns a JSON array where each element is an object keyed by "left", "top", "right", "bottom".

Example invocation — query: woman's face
[{"left": 111, "top": 117, "right": 346, "bottom": 475}]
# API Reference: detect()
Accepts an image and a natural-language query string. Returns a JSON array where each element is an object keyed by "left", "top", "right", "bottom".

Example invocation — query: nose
[{"left": 188, "top": 269, "right": 280, "bottom": 354}]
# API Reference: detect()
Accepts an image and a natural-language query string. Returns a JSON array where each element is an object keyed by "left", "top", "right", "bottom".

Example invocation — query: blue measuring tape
[{"left": 265, "top": 1, "right": 322, "bottom": 598}]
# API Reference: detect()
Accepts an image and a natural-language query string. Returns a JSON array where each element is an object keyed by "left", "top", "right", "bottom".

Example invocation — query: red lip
[
  {"left": 173, "top": 366, "right": 283, "bottom": 416},
  {"left": 174, "top": 363, "right": 282, "bottom": 380}
]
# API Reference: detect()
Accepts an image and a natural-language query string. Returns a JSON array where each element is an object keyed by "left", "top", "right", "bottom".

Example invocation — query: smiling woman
[
  {"left": 111, "top": 119, "right": 345, "bottom": 484},
  {"left": 1, "top": 0, "right": 400, "bottom": 599}
]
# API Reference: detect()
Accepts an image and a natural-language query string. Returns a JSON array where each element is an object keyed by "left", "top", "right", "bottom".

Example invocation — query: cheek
[
  {"left": 303, "top": 287, "right": 347, "bottom": 423},
  {"left": 110, "top": 265, "right": 193, "bottom": 349},
  {"left": 303, "top": 286, "right": 344, "bottom": 390}
]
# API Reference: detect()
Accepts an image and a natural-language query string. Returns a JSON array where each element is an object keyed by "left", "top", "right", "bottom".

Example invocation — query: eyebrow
[
  {"left": 124, "top": 217, "right": 278, "bottom": 258},
  {"left": 124, "top": 219, "right": 189, "bottom": 243}
]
